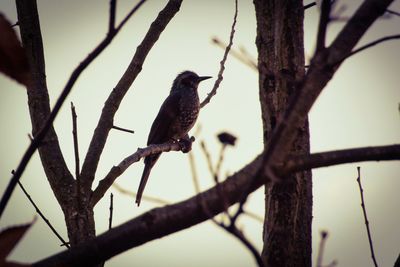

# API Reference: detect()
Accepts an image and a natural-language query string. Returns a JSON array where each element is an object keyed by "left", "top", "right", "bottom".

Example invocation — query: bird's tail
[{"left": 136, "top": 153, "right": 161, "bottom": 206}]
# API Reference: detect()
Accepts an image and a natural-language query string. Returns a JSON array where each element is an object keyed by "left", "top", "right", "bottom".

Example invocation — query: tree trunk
[
  {"left": 16, "top": 0, "right": 96, "bottom": 247},
  {"left": 253, "top": 1, "right": 312, "bottom": 266}
]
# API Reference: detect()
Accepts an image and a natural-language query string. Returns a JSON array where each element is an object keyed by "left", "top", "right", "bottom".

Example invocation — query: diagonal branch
[
  {"left": 90, "top": 140, "right": 187, "bottom": 206},
  {"left": 200, "top": 0, "right": 238, "bottom": 108},
  {"left": 33, "top": 144, "right": 400, "bottom": 266},
  {"left": 0, "top": 0, "right": 146, "bottom": 219},
  {"left": 17, "top": 180, "right": 70, "bottom": 248},
  {"left": 334, "top": 34, "right": 400, "bottom": 65},
  {"left": 80, "top": 0, "right": 183, "bottom": 191}
]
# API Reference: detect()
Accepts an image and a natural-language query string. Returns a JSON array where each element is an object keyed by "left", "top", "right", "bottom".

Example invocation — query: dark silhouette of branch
[
  {"left": 17, "top": 180, "right": 70, "bottom": 248},
  {"left": 356, "top": 167, "right": 379, "bottom": 267},
  {"left": 33, "top": 143, "right": 399, "bottom": 266},
  {"left": 304, "top": 2, "right": 316, "bottom": 10},
  {"left": 335, "top": 34, "right": 400, "bottom": 65},
  {"left": 90, "top": 138, "right": 192, "bottom": 206},
  {"left": 192, "top": 142, "right": 263, "bottom": 267},
  {"left": 316, "top": 0, "right": 332, "bottom": 52},
  {"left": 32, "top": 1, "right": 397, "bottom": 264},
  {"left": 71, "top": 103, "right": 80, "bottom": 180},
  {"left": 112, "top": 125, "right": 135, "bottom": 134},
  {"left": 386, "top": 9, "right": 400, "bottom": 17},
  {"left": 0, "top": 0, "right": 147, "bottom": 219},
  {"left": 200, "top": 0, "right": 238, "bottom": 108},
  {"left": 108, "top": 193, "right": 114, "bottom": 230},
  {"left": 283, "top": 144, "right": 400, "bottom": 175},
  {"left": 81, "top": 0, "right": 183, "bottom": 193},
  {"left": 108, "top": 0, "right": 116, "bottom": 32}
]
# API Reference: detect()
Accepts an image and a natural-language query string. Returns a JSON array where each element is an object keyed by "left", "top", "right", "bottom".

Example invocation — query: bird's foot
[{"left": 178, "top": 136, "right": 195, "bottom": 153}]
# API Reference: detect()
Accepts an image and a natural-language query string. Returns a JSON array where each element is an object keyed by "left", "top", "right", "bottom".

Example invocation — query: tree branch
[
  {"left": 356, "top": 167, "right": 379, "bottom": 267},
  {"left": 0, "top": 0, "right": 146, "bottom": 219},
  {"left": 17, "top": 180, "right": 70, "bottom": 248},
  {"left": 283, "top": 144, "right": 400, "bottom": 175},
  {"left": 33, "top": 143, "right": 400, "bottom": 266},
  {"left": 200, "top": 0, "right": 238, "bottom": 108},
  {"left": 90, "top": 140, "right": 188, "bottom": 206},
  {"left": 335, "top": 34, "right": 400, "bottom": 65},
  {"left": 80, "top": 0, "right": 183, "bottom": 192},
  {"left": 316, "top": 0, "right": 332, "bottom": 52}
]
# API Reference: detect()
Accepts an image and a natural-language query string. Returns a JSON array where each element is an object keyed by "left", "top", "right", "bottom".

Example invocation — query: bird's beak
[{"left": 198, "top": 76, "right": 212, "bottom": 82}]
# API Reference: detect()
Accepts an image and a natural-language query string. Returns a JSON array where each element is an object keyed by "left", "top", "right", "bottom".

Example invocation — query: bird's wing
[{"left": 147, "top": 92, "right": 180, "bottom": 145}]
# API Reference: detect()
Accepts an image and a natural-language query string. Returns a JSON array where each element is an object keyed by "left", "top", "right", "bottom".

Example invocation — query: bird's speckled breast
[{"left": 176, "top": 88, "right": 199, "bottom": 139}]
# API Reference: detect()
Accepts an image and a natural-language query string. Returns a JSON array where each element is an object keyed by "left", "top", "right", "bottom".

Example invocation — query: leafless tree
[{"left": 0, "top": 0, "right": 399, "bottom": 267}]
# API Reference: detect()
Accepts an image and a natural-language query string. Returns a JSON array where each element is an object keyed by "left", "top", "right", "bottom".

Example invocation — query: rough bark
[
  {"left": 16, "top": 0, "right": 93, "bottom": 246},
  {"left": 253, "top": 1, "right": 312, "bottom": 266}
]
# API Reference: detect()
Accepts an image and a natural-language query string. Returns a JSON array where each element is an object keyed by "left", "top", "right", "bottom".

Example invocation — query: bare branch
[
  {"left": 111, "top": 125, "right": 135, "bottom": 134},
  {"left": 108, "top": 0, "right": 116, "bottom": 32},
  {"left": 0, "top": 0, "right": 146, "bottom": 219},
  {"left": 70, "top": 103, "right": 80, "bottom": 180},
  {"left": 356, "top": 167, "right": 379, "bottom": 267},
  {"left": 17, "top": 180, "right": 70, "bottom": 248},
  {"left": 386, "top": 9, "right": 400, "bottom": 17},
  {"left": 90, "top": 139, "right": 190, "bottom": 206},
  {"left": 33, "top": 142, "right": 399, "bottom": 266},
  {"left": 80, "top": 0, "right": 183, "bottom": 192},
  {"left": 316, "top": 0, "right": 332, "bottom": 52},
  {"left": 304, "top": 2, "right": 317, "bottom": 10},
  {"left": 200, "top": 0, "right": 238, "bottom": 108},
  {"left": 335, "top": 34, "right": 400, "bottom": 65},
  {"left": 211, "top": 38, "right": 257, "bottom": 70},
  {"left": 283, "top": 144, "right": 400, "bottom": 175},
  {"left": 108, "top": 193, "right": 114, "bottom": 230}
]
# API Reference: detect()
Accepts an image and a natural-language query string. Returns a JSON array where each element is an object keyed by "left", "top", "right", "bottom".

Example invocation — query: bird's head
[{"left": 171, "top": 71, "right": 212, "bottom": 92}]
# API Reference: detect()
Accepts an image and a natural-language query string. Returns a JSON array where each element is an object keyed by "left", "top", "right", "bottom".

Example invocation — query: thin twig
[
  {"left": 304, "top": 2, "right": 317, "bottom": 10},
  {"left": 356, "top": 166, "right": 379, "bottom": 267},
  {"left": 91, "top": 138, "right": 192, "bottom": 206},
  {"left": 112, "top": 125, "right": 135, "bottom": 134},
  {"left": 386, "top": 9, "right": 400, "bottom": 17},
  {"left": 70, "top": 102, "right": 80, "bottom": 180},
  {"left": 211, "top": 38, "right": 257, "bottom": 70},
  {"left": 200, "top": 0, "right": 238, "bottom": 108},
  {"left": 335, "top": 34, "right": 400, "bottom": 65},
  {"left": 112, "top": 183, "right": 169, "bottom": 205},
  {"left": 0, "top": 0, "right": 147, "bottom": 219},
  {"left": 108, "top": 193, "right": 113, "bottom": 230},
  {"left": 187, "top": 146, "right": 263, "bottom": 266},
  {"left": 17, "top": 180, "right": 70, "bottom": 248},
  {"left": 71, "top": 102, "right": 82, "bottom": 212}
]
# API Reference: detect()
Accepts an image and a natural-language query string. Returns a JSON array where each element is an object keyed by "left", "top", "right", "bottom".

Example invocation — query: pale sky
[{"left": 0, "top": 1, "right": 399, "bottom": 266}]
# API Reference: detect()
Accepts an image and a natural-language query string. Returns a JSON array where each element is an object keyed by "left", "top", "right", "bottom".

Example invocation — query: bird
[{"left": 136, "top": 71, "right": 212, "bottom": 206}]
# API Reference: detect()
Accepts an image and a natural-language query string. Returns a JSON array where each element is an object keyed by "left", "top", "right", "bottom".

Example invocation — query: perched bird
[{"left": 136, "top": 71, "right": 212, "bottom": 206}]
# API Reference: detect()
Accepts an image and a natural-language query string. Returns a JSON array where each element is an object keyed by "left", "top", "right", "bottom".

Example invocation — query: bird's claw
[{"left": 179, "top": 136, "right": 195, "bottom": 153}]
